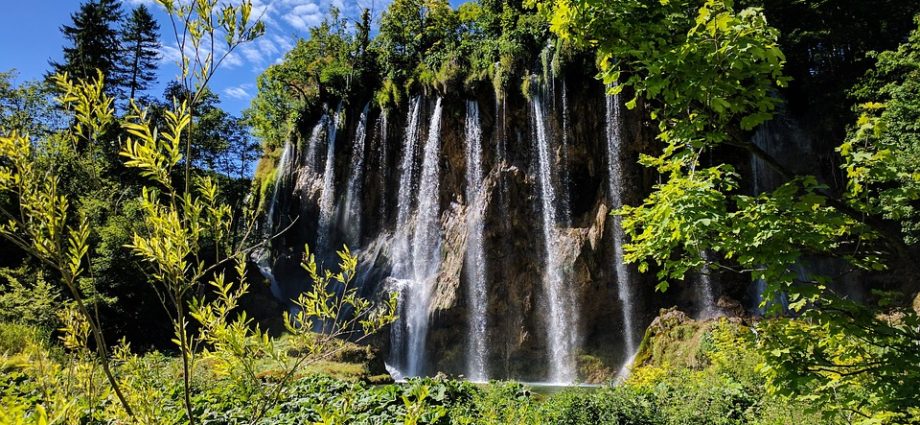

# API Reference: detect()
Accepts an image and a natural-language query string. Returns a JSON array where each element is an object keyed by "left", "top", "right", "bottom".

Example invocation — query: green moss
[
  {"left": 632, "top": 309, "right": 718, "bottom": 371},
  {"left": 576, "top": 353, "right": 615, "bottom": 384}
]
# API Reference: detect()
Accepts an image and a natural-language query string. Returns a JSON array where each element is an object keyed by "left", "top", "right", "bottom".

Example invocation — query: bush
[
  {"left": 0, "top": 322, "right": 47, "bottom": 355},
  {"left": 0, "top": 267, "right": 59, "bottom": 329},
  {"left": 541, "top": 387, "right": 659, "bottom": 425}
]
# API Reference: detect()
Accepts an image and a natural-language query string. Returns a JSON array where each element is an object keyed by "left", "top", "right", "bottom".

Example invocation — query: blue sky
[{"left": 0, "top": 0, "right": 461, "bottom": 117}]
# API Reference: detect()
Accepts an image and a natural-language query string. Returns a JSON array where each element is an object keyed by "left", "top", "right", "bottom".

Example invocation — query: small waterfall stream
[
  {"left": 605, "top": 94, "right": 638, "bottom": 359},
  {"left": 389, "top": 97, "right": 423, "bottom": 375},
  {"left": 318, "top": 102, "right": 344, "bottom": 254},
  {"left": 265, "top": 140, "right": 293, "bottom": 234},
  {"left": 378, "top": 112, "right": 389, "bottom": 230},
  {"left": 533, "top": 95, "right": 578, "bottom": 384},
  {"left": 255, "top": 140, "right": 294, "bottom": 300},
  {"left": 463, "top": 100, "right": 488, "bottom": 381},
  {"left": 559, "top": 81, "right": 571, "bottom": 225},
  {"left": 396, "top": 98, "right": 423, "bottom": 230},
  {"left": 343, "top": 103, "right": 370, "bottom": 247},
  {"left": 696, "top": 252, "right": 717, "bottom": 318},
  {"left": 305, "top": 113, "right": 329, "bottom": 170}
]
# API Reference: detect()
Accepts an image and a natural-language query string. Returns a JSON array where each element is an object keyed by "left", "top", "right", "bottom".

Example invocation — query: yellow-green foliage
[{"left": 0, "top": 267, "right": 59, "bottom": 328}]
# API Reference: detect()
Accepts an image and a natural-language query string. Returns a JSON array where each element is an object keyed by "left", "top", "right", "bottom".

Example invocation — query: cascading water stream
[
  {"left": 533, "top": 95, "right": 578, "bottom": 384},
  {"left": 405, "top": 97, "right": 444, "bottom": 377},
  {"left": 696, "top": 251, "right": 717, "bottom": 318},
  {"left": 378, "top": 112, "right": 389, "bottom": 230},
  {"left": 343, "top": 103, "right": 370, "bottom": 247},
  {"left": 265, "top": 140, "right": 293, "bottom": 234},
  {"left": 559, "top": 80, "right": 571, "bottom": 225},
  {"left": 463, "top": 100, "right": 488, "bottom": 382},
  {"left": 253, "top": 140, "right": 294, "bottom": 300},
  {"left": 396, "top": 98, "right": 423, "bottom": 231},
  {"left": 305, "top": 113, "right": 328, "bottom": 170},
  {"left": 605, "top": 94, "right": 638, "bottom": 359},
  {"left": 750, "top": 126, "right": 775, "bottom": 313},
  {"left": 388, "top": 98, "right": 423, "bottom": 375},
  {"left": 318, "top": 102, "right": 344, "bottom": 254}
]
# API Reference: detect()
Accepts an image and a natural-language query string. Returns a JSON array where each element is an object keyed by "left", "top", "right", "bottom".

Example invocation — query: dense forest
[{"left": 2, "top": 0, "right": 920, "bottom": 424}]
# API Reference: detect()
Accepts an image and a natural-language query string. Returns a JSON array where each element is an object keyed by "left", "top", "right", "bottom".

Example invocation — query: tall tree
[
  {"left": 120, "top": 5, "right": 161, "bottom": 100},
  {"left": 50, "top": 0, "right": 124, "bottom": 93}
]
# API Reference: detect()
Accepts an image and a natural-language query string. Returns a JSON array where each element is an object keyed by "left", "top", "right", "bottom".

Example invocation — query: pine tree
[
  {"left": 51, "top": 0, "right": 124, "bottom": 93},
  {"left": 121, "top": 5, "right": 161, "bottom": 100}
]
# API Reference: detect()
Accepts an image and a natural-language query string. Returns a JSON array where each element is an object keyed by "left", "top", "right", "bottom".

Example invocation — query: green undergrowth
[{"left": 2, "top": 316, "right": 839, "bottom": 424}]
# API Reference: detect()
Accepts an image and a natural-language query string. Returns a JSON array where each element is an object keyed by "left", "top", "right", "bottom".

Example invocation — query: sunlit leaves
[
  {"left": 840, "top": 21, "right": 920, "bottom": 244},
  {"left": 51, "top": 71, "right": 114, "bottom": 146},
  {"left": 121, "top": 101, "right": 189, "bottom": 189}
]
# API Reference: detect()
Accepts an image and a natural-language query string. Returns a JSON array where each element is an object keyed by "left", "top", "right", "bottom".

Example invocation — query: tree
[
  {"left": 120, "top": 5, "right": 161, "bottom": 100},
  {"left": 0, "top": 70, "right": 65, "bottom": 137},
  {"left": 159, "top": 82, "right": 256, "bottom": 179},
  {"left": 548, "top": 0, "right": 920, "bottom": 421},
  {"left": 51, "top": 0, "right": 124, "bottom": 94}
]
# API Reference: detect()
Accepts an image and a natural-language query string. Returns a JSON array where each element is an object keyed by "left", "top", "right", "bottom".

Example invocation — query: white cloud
[
  {"left": 124, "top": 0, "right": 158, "bottom": 6},
  {"left": 153, "top": 0, "right": 379, "bottom": 81},
  {"left": 284, "top": 3, "right": 323, "bottom": 32},
  {"left": 223, "top": 84, "right": 254, "bottom": 100},
  {"left": 273, "top": 34, "right": 295, "bottom": 53}
]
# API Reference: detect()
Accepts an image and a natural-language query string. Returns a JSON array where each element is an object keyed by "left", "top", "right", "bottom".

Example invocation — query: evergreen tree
[
  {"left": 50, "top": 0, "right": 124, "bottom": 93},
  {"left": 120, "top": 5, "right": 161, "bottom": 100}
]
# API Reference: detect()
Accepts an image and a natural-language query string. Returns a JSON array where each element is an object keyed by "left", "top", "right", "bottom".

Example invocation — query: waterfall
[
  {"left": 343, "top": 103, "right": 370, "bottom": 247},
  {"left": 463, "top": 100, "right": 488, "bottom": 382},
  {"left": 396, "top": 98, "right": 423, "bottom": 230},
  {"left": 750, "top": 125, "right": 774, "bottom": 313},
  {"left": 378, "top": 111, "right": 389, "bottom": 230},
  {"left": 533, "top": 95, "right": 578, "bottom": 384},
  {"left": 405, "top": 97, "right": 444, "bottom": 377},
  {"left": 254, "top": 141, "right": 293, "bottom": 302},
  {"left": 696, "top": 252, "right": 717, "bottom": 318},
  {"left": 265, "top": 140, "right": 293, "bottom": 234},
  {"left": 305, "top": 113, "right": 328, "bottom": 170},
  {"left": 605, "top": 94, "right": 638, "bottom": 359},
  {"left": 389, "top": 98, "right": 423, "bottom": 374},
  {"left": 559, "top": 80, "right": 571, "bottom": 225},
  {"left": 318, "top": 102, "right": 344, "bottom": 254}
]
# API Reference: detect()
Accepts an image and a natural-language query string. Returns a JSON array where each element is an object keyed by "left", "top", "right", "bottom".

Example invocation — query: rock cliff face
[{"left": 260, "top": 66, "right": 726, "bottom": 383}]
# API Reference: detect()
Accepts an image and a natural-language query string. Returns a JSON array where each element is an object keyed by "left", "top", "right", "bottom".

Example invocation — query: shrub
[
  {"left": 542, "top": 387, "right": 660, "bottom": 425},
  {"left": 0, "top": 267, "right": 60, "bottom": 329},
  {"left": 0, "top": 322, "right": 47, "bottom": 355}
]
